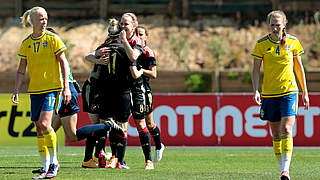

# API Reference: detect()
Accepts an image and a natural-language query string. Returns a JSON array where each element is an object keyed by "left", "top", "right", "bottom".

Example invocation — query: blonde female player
[
  {"left": 135, "top": 26, "right": 165, "bottom": 162},
  {"left": 103, "top": 13, "right": 154, "bottom": 170},
  {"left": 12, "top": 7, "right": 71, "bottom": 179},
  {"left": 251, "top": 10, "right": 309, "bottom": 180}
]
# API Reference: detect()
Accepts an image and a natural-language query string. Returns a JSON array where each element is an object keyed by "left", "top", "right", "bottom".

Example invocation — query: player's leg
[
  {"left": 269, "top": 121, "right": 282, "bottom": 170},
  {"left": 279, "top": 94, "right": 297, "bottom": 180},
  {"left": 60, "top": 114, "right": 78, "bottom": 142},
  {"left": 114, "top": 121, "right": 129, "bottom": 169},
  {"left": 81, "top": 135, "right": 99, "bottom": 168},
  {"left": 32, "top": 124, "right": 49, "bottom": 176},
  {"left": 260, "top": 96, "right": 283, "bottom": 171},
  {"left": 145, "top": 91, "right": 164, "bottom": 162},
  {"left": 51, "top": 113, "right": 62, "bottom": 132},
  {"left": 58, "top": 82, "right": 80, "bottom": 142},
  {"left": 88, "top": 113, "right": 100, "bottom": 124},
  {"left": 131, "top": 87, "right": 153, "bottom": 169},
  {"left": 31, "top": 92, "right": 59, "bottom": 179}
]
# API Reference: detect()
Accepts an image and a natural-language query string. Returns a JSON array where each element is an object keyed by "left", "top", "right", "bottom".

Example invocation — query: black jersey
[
  {"left": 136, "top": 46, "right": 157, "bottom": 88},
  {"left": 94, "top": 40, "right": 133, "bottom": 92}
]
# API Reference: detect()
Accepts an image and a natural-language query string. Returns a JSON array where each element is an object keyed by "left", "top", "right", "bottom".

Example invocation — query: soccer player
[
  {"left": 85, "top": 16, "right": 142, "bottom": 169},
  {"left": 135, "top": 26, "right": 165, "bottom": 163},
  {"left": 12, "top": 7, "right": 70, "bottom": 179},
  {"left": 251, "top": 10, "right": 309, "bottom": 180}
]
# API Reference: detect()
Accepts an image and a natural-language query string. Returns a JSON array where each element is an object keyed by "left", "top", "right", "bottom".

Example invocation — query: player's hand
[
  {"left": 253, "top": 91, "right": 261, "bottom": 106},
  {"left": 302, "top": 93, "right": 309, "bottom": 110},
  {"left": 11, "top": 91, "right": 19, "bottom": 104},
  {"left": 63, "top": 88, "right": 72, "bottom": 105},
  {"left": 96, "top": 54, "right": 109, "bottom": 65},
  {"left": 120, "top": 30, "right": 127, "bottom": 42},
  {"left": 96, "top": 47, "right": 110, "bottom": 57}
]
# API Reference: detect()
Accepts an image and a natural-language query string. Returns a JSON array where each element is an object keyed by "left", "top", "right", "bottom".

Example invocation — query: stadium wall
[
  {"left": 1, "top": 93, "right": 320, "bottom": 146},
  {"left": 0, "top": 0, "right": 318, "bottom": 19},
  {"left": 1, "top": 71, "right": 320, "bottom": 93}
]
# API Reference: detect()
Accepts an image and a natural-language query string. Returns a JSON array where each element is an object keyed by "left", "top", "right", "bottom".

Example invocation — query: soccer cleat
[
  {"left": 106, "top": 156, "right": 118, "bottom": 168},
  {"left": 82, "top": 158, "right": 99, "bottom": 168},
  {"left": 98, "top": 150, "right": 106, "bottom": 168},
  {"left": 144, "top": 160, "right": 154, "bottom": 170},
  {"left": 116, "top": 161, "right": 130, "bottom": 169},
  {"left": 32, "top": 172, "right": 47, "bottom": 179},
  {"left": 281, "top": 171, "right": 290, "bottom": 180},
  {"left": 45, "top": 163, "right": 59, "bottom": 179},
  {"left": 32, "top": 167, "right": 45, "bottom": 174},
  {"left": 154, "top": 143, "right": 165, "bottom": 162},
  {"left": 105, "top": 119, "right": 125, "bottom": 137}
]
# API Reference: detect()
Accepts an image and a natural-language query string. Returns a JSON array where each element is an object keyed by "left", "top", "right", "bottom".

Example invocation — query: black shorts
[
  {"left": 131, "top": 83, "right": 146, "bottom": 119},
  {"left": 99, "top": 89, "right": 131, "bottom": 123},
  {"left": 82, "top": 79, "right": 100, "bottom": 114},
  {"left": 58, "top": 82, "right": 80, "bottom": 117},
  {"left": 145, "top": 90, "right": 153, "bottom": 115}
]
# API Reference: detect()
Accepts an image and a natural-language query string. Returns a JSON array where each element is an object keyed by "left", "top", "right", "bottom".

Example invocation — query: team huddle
[
  {"left": 11, "top": 5, "right": 309, "bottom": 180},
  {"left": 12, "top": 7, "right": 164, "bottom": 179}
]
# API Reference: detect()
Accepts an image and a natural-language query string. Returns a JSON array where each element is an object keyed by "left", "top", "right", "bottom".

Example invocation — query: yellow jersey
[
  {"left": 17, "top": 30, "right": 67, "bottom": 94},
  {"left": 251, "top": 34, "right": 304, "bottom": 98}
]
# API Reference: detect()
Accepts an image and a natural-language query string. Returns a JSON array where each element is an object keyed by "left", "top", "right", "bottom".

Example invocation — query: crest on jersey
[
  {"left": 285, "top": 45, "right": 291, "bottom": 52},
  {"left": 42, "top": 40, "right": 48, "bottom": 48}
]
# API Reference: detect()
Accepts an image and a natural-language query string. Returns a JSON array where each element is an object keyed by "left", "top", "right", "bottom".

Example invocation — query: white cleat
[{"left": 154, "top": 143, "right": 165, "bottom": 162}]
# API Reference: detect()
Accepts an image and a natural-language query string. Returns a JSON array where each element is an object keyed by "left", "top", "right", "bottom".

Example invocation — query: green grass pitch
[{"left": 0, "top": 146, "right": 320, "bottom": 179}]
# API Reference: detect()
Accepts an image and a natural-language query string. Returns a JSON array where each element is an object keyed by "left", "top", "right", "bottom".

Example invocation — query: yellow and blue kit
[
  {"left": 252, "top": 34, "right": 303, "bottom": 121},
  {"left": 17, "top": 30, "right": 67, "bottom": 94},
  {"left": 251, "top": 34, "right": 304, "bottom": 98}
]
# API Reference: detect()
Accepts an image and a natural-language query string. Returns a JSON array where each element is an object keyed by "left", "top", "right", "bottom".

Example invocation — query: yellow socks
[
  {"left": 37, "top": 135, "right": 49, "bottom": 171},
  {"left": 273, "top": 137, "right": 282, "bottom": 170},
  {"left": 281, "top": 134, "right": 293, "bottom": 172},
  {"left": 43, "top": 128, "right": 58, "bottom": 165}
]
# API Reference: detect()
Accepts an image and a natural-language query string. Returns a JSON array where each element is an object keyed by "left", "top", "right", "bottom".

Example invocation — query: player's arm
[
  {"left": 252, "top": 58, "right": 262, "bottom": 105},
  {"left": 84, "top": 52, "right": 109, "bottom": 65},
  {"left": 56, "top": 52, "right": 71, "bottom": 104},
  {"left": 11, "top": 58, "right": 27, "bottom": 104},
  {"left": 294, "top": 55, "right": 309, "bottom": 110},
  {"left": 120, "top": 30, "right": 141, "bottom": 62},
  {"left": 142, "top": 66, "right": 157, "bottom": 79},
  {"left": 129, "top": 60, "right": 143, "bottom": 79}
]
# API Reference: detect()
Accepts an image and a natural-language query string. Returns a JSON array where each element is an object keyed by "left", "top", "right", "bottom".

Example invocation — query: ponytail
[
  {"left": 21, "top": 9, "right": 31, "bottom": 27},
  {"left": 281, "top": 27, "right": 286, "bottom": 47},
  {"left": 20, "top": 7, "right": 47, "bottom": 28}
]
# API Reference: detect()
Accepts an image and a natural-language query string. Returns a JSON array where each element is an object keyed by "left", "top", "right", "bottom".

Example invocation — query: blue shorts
[
  {"left": 260, "top": 93, "right": 298, "bottom": 122},
  {"left": 58, "top": 82, "right": 80, "bottom": 117},
  {"left": 30, "top": 92, "right": 60, "bottom": 121}
]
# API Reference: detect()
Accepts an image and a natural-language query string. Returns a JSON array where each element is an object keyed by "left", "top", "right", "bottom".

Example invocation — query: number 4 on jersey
[{"left": 276, "top": 46, "right": 280, "bottom": 56}]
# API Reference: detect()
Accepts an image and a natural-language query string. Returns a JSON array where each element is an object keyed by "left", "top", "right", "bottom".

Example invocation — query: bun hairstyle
[
  {"left": 122, "top": 13, "right": 138, "bottom": 27},
  {"left": 21, "top": 6, "right": 47, "bottom": 27},
  {"left": 267, "top": 10, "right": 288, "bottom": 47},
  {"left": 107, "top": 18, "right": 121, "bottom": 37}
]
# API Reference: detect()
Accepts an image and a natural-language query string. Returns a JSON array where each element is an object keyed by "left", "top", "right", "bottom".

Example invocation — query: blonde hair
[
  {"left": 122, "top": 13, "right": 138, "bottom": 27},
  {"left": 267, "top": 10, "right": 288, "bottom": 47},
  {"left": 107, "top": 18, "right": 120, "bottom": 36},
  {"left": 21, "top": 7, "right": 47, "bottom": 27}
]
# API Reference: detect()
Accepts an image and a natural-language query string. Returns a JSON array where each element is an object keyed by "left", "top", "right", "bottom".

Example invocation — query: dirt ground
[{"left": 0, "top": 15, "right": 319, "bottom": 73}]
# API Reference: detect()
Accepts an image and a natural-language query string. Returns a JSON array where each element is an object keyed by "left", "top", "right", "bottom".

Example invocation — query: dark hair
[
  {"left": 46, "top": 27, "right": 58, "bottom": 34},
  {"left": 135, "top": 26, "right": 148, "bottom": 36}
]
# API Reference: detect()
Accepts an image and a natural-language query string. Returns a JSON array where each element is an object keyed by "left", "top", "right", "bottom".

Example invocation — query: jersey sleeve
[
  {"left": 293, "top": 39, "right": 304, "bottom": 57},
  {"left": 144, "top": 47, "right": 157, "bottom": 66},
  {"left": 52, "top": 35, "right": 67, "bottom": 55},
  {"left": 17, "top": 41, "right": 27, "bottom": 60},
  {"left": 251, "top": 42, "right": 263, "bottom": 60}
]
